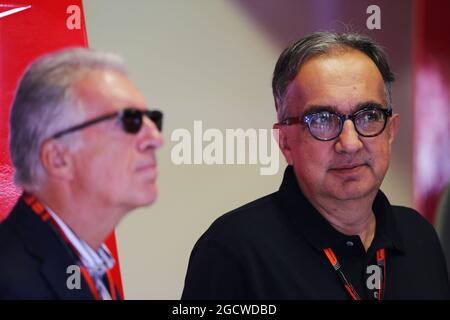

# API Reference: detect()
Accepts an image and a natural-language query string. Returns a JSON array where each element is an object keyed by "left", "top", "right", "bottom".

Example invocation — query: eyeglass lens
[
  {"left": 121, "top": 109, "right": 163, "bottom": 133},
  {"left": 307, "top": 108, "right": 388, "bottom": 140}
]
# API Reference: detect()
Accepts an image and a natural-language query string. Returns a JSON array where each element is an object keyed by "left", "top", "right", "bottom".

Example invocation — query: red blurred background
[{"left": 0, "top": 0, "right": 123, "bottom": 297}]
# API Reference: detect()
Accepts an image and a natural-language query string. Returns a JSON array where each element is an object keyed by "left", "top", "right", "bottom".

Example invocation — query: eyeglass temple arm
[
  {"left": 386, "top": 107, "right": 393, "bottom": 116},
  {"left": 52, "top": 113, "right": 118, "bottom": 139},
  {"left": 278, "top": 117, "right": 303, "bottom": 126}
]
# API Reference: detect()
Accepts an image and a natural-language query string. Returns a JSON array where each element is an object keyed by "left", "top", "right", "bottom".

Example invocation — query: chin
[
  {"left": 142, "top": 188, "right": 158, "bottom": 206},
  {"left": 330, "top": 184, "right": 376, "bottom": 201},
  {"left": 129, "top": 185, "right": 159, "bottom": 208},
  {"left": 322, "top": 176, "right": 373, "bottom": 199}
]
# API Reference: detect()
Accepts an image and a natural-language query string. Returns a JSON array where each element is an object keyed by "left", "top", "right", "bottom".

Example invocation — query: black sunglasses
[{"left": 52, "top": 108, "right": 163, "bottom": 139}]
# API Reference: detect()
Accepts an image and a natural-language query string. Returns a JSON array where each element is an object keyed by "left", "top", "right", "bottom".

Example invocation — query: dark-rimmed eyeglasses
[
  {"left": 278, "top": 105, "right": 392, "bottom": 141},
  {"left": 51, "top": 108, "right": 163, "bottom": 139}
]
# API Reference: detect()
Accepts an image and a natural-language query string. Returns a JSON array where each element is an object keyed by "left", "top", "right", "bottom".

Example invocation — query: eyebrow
[{"left": 302, "top": 101, "right": 386, "bottom": 117}]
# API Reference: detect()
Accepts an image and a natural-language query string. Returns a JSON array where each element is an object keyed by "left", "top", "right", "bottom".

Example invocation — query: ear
[
  {"left": 273, "top": 123, "right": 294, "bottom": 165},
  {"left": 388, "top": 113, "right": 400, "bottom": 145},
  {"left": 40, "top": 139, "right": 74, "bottom": 181}
]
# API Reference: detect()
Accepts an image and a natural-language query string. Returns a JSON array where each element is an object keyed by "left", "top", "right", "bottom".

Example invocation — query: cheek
[
  {"left": 86, "top": 145, "right": 134, "bottom": 185},
  {"left": 289, "top": 138, "right": 330, "bottom": 178},
  {"left": 365, "top": 140, "right": 391, "bottom": 175},
  {"left": 109, "top": 152, "right": 135, "bottom": 184}
]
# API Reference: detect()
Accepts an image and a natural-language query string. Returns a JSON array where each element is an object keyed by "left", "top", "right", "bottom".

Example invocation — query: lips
[
  {"left": 329, "top": 163, "right": 367, "bottom": 176},
  {"left": 136, "top": 163, "right": 156, "bottom": 171},
  {"left": 331, "top": 163, "right": 366, "bottom": 170},
  {"left": 135, "top": 164, "right": 158, "bottom": 184},
  {"left": 136, "top": 164, "right": 157, "bottom": 179}
]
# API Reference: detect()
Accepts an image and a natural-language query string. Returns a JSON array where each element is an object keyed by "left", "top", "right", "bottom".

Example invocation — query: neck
[
  {"left": 310, "top": 195, "right": 377, "bottom": 251},
  {"left": 32, "top": 187, "right": 125, "bottom": 250}
]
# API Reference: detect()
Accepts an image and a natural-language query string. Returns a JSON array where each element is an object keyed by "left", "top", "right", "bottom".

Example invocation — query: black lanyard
[
  {"left": 22, "top": 192, "right": 121, "bottom": 300},
  {"left": 324, "top": 247, "right": 386, "bottom": 300}
]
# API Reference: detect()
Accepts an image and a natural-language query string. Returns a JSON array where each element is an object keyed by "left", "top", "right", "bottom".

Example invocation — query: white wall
[{"left": 83, "top": 0, "right": 413, "bottom": 299}]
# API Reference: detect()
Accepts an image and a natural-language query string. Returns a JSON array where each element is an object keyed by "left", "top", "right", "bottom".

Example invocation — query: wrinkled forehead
[
  {"left": 284, "top": 49, "right": 386, "bottom": 116},
  {"left": 72, "top": 69, "right": 147, "bottom": 117}
]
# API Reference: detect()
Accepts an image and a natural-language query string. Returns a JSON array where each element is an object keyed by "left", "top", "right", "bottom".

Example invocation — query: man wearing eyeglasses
[
  {"left": 0, "top": 48, "right": 163, "bottom": 299},
  {"left": 182, "top": 32, "right": 450, "bottom": 300}
]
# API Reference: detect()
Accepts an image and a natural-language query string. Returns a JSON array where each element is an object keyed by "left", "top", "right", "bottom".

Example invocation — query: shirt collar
[
  {"left": 277, "top": 165, "right": 405, "bottom": 254},
  {"left": 45, "top": 206, "right": 115, "bottom": 276}
]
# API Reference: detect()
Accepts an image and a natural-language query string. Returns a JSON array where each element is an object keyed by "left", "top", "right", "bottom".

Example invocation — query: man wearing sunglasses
[
  {"left": 182, "top": 32, "right": 450, "bottom": 299},
  {"left": 0, "top": 48, "right": 163, "bottom": 299}
]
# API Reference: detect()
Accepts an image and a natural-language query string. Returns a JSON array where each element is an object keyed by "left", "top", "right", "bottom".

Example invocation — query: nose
[
  {"left": 138, "top": 116, "right": 164, "bottom": 151},
  {"left": 334, "top": 119, "right": 363, "bottom": 154}
]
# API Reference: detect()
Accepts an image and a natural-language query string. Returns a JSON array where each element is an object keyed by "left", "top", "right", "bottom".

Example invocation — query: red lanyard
[
  {"left": 324, "top": 247, "right": 386, "bottom": 301},
  {"left": 80, "top": 266, "right": 117, "bottom": 300},
  {"left": 22, "top": 193, "right": 120, "bottom": 300}
]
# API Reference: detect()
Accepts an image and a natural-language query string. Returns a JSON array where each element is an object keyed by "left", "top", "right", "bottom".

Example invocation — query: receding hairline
[
  {"left": 272, "top": 32, "right": 394, "bottom": 124},
  {"left": 70, "top": 67, "right": 147, "bottom": 115},
  {"left": 282, "top": 47, "right": 389, "bottom": 112},
  {"left": 290, "top": 45, "right": 383, "bottom": 82}
]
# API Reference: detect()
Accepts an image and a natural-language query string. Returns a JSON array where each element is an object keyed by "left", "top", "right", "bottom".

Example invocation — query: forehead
[
  {"left": 284, "top": 49, "right": 386, "bottom": 115},
  {"left": 73, "top": 69, "right": 147, "bottom": 116}
]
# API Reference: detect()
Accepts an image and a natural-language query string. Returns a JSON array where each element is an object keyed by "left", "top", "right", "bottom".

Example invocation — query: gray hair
[
  {"left": 272, "top": 32, "right": 395, "bottom": 122},
  {"left": 9, "top": 47, "right": 128, "bottom": 191}
]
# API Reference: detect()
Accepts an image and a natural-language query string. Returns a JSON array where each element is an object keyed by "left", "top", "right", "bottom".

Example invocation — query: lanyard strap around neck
[
  {"left": 22, "top": 193, "right": 120, "bottom": 300},
  {"left": 324, "top": 247, "right": 386, "bottom": 301}
]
